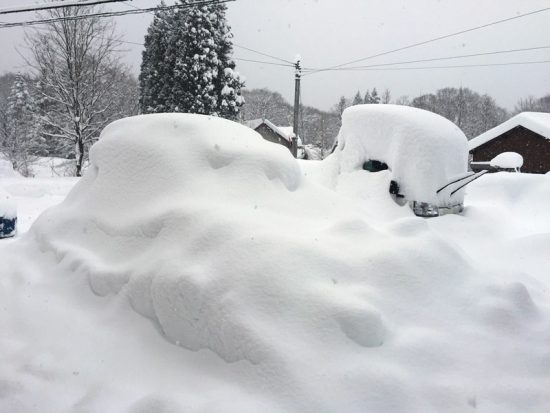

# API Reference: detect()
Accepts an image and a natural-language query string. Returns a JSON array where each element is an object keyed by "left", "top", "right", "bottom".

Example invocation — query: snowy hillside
[{"left": 1, "top": 114, "right": 549, "bottom": 413}]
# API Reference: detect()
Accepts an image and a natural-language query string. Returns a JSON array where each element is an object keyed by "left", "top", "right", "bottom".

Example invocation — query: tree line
[
  {"left": 1, "top": 0, "right": 549, "bottom": 175},
  {"left": 240, "top": 86, "right": 550, "bottom": 157}
]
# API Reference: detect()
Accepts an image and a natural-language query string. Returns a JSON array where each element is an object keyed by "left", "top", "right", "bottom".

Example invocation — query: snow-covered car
[
  {"left": 0, "top": 186, "right": 16, "bottom": 238},
  {"left": 330, "top": 104, "right": 486, "bottom": 217}
]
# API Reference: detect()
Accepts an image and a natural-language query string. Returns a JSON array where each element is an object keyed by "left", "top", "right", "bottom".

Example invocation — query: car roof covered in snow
[
  {"left": 331, "top": 104, "right": 468, "bottom": 204},
  {"left": 469, "top": 112, "right": 550, "bottom": 150}
]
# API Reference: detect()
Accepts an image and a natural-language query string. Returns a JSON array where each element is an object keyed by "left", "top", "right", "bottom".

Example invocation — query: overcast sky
[{"left": 0, "top": 0, "right": 549, "bottom": 111}]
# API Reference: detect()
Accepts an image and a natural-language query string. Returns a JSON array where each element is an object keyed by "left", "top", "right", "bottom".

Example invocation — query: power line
[
  {"left": 110, "top": 38, "right": 144, "bottom": 46},
  {"left": 90, "top": 5, "right": 293, "bottom": 70},
  {"left": 234, "top": 57, "right": 294, "bottom": 67},
  {"left": 86, "top": 37, "right": 550, "bottom": 74},
  {"left": 304, "top": 5, "right": 550, "bottom": 76},
  {"left": 121, "top": 1, "right": 295, "bottom": 67},
  {"left": 302, "top": 45, "right": 550, "bottom": 72},
  {"left": 0, "top": 0, "right": 130, "bottom": 15},
  {"left": 233, "top": 43, "right": 294, "bottom": 65},
  {"left": 0, "top": 0, "right": 235, "bottom": 30},
  {"left": 303, "top": 59, "right": 550, "bottom": 73}
]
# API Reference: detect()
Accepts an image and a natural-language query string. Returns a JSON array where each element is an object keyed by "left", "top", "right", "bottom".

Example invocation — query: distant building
[
  {"left": 246, "top": 119, "right": 310, "bottom": 159},
  {"left": 245, "top": 119, "right": 294, "bottom": 151},
  {"left": 469, "top": 112, "right": 550, "bottom": 174}
]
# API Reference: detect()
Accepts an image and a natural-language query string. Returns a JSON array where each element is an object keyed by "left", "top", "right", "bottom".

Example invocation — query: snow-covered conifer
[
  {"left": 352, "top": 91, "right": 363, "bottom": 106},
  {"left": 1, "top": 74, "right": 39, "bottom": 176},
  {"left": 370, "top": 88, "right": 380, "bottom": 104},
  {"left": 139, "top": 1, "right": 175, "bottom": 113},
  {"left": 363, "top": 89, "right": 371, "bottom": 104},
  {"left": 140, "top": 0, "right": 244, "bottom": 120}
]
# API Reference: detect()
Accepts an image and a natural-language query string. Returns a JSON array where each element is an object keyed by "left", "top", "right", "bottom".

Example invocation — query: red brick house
[{"left": 469, "top": 112, "right": 550, "bottom": 174}]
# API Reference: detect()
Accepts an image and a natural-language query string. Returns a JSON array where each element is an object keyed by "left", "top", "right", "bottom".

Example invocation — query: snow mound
[
  {"left": 0, "top": 158, "right": 19, "bottom": 178},
  {"left": 30, "top": 113, "right": 302, "bottom": 363},
  {"left": 27, "top": 113, "right": 473, "bottom": 368},
  {"left": 12, "top": 115, "right": 550, "bottom": 412},
  {"left": 0, "top": 185, "right": 16, "bottom": 219},
  {"left": 328, "top": 104, "right": 468, "bottom": 205},
  {"left": 490, "top": 152, "right": 523, "bottom": 169}
]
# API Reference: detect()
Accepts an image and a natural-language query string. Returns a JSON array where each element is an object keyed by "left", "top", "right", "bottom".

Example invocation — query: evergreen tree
[
  {"left": 139, "top": 1, "right": 175, "bottom": 113},
  {"left": 1, "top": 75, "right": 40, "bottom": 176},
  {"left": 363, "top": 89, "right": 371, "bottom": 104},
  {"left": 140, "top": 0, "right": 244, "bottom": 119},
  {"left": 352, "top": 91, "right": 363, "bottom": 106},
  {"left": 370, "top": 88, "right": 380, "bottom": 104},
  {"left": 334, "top": 96, "right": 348, "bottom": 117}
]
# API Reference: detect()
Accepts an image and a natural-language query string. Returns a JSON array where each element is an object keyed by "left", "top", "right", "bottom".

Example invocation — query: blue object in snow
[{"left": 0, "top": 216, "right": 16, "bottom": 238}]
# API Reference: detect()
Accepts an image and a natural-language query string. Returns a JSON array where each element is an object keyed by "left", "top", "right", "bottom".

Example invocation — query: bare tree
[
  {"left": 394, "top": 95, "right": 411, "bottom": 106},
  {"left": 239, "top": 88, "right": 292, "bottom": 125},
  {"left": 411, "top": 87, "right": 509, "bottom": 139},
  {"left": 514, "top": 96, "right": 539, "bottom": 113},
  {"left": 381, "top": 88, "right": 391, "bottom": 104},
  {"left": 26, "top": 5, "right": 128, "bottom": 176}
]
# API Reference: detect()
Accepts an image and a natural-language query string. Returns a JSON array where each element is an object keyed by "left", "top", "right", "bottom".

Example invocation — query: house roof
[
  {"left": 277, "top": 126, "right": 296, "bottom": 140},
  {"left": 245, "top": 119, "right": 293, "bottom": 143},
  {"left": 469, "top": 112, "right": 550, "bottom": 151},
  {"left": 277, "top": 126, "right": 303, "bottom": 145}
]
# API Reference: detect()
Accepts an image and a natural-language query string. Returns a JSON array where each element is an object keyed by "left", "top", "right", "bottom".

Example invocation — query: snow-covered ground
[{"left": 1, "top": 113, "right": 549, "bottom": 413}]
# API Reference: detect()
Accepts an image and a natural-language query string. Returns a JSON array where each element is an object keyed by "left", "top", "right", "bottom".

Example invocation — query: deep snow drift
[{"left": 1, "top": 113, "right": 549, "bottom": 413}]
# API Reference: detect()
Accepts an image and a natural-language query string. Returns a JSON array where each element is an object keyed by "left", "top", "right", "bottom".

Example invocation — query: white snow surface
[
  {"left": 490, "top": 152, "right": 524, "bottom": 169},
  {"left": 469, "top": 111, "right": 550, "bottom": 150},
  {"left": 277, "top": 126, "right": 297, "bottom": 140},
  {"left": 0, "top": 185, "right": 16, "bottom": 218},
  {"left": 0, "top": 159, "right": 18, "bottom": 178},
  {"left": 330, "top": 104, "right": 469, "bottom": 205},
  {"left": 1, "top": 113, "right": 550, "bottom": 413},
  {"left": 30, "top": 157, "right": 77, "bottom": 177}
]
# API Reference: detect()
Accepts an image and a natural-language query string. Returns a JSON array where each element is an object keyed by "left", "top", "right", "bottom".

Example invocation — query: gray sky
[{"left": 0, "top": 0, "right": 549, "bottom": 111}]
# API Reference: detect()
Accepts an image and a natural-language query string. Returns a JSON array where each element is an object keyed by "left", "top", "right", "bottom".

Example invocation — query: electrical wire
[
  {"left": 303, "top": 59, "right": 550, "bottom": 73},
  {"left": 0, "top": 0, "right": 131, "bottom": 15},
  {"left": 122, "top": 1, "right": 295, "bottom": 67},
  {"left": 0, "top": 0, "right": 235, "bottom": 30},
  {"left": 234, "top": 57, "right": 294, "bottom": 67},
  {"left": 301, "top": 45, "right": 550, "bottom": 72},
  {"left": 304, "top": 5, "right": 550, "bottom": 76},
  {"left": 81, "top": 36, "right": 550, "bottom": 74},
  {"left": 233, "top": 43, "right": 294, "bottom": 65}
]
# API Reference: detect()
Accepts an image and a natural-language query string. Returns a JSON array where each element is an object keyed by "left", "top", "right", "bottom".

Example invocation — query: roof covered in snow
[
  {"left": 469, "top": 112, "right": 550, "bottom": 150},
  {"left": 245, "top": 118, "right": 293, "bottom": 143},
  {"left": 277, "top": 126, "right": 296, "bottom": 140}
]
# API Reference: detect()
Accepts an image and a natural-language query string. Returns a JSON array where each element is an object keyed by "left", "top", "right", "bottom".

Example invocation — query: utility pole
[{"left": 292, "top": 57, "right": 301, "bottom": 158}]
